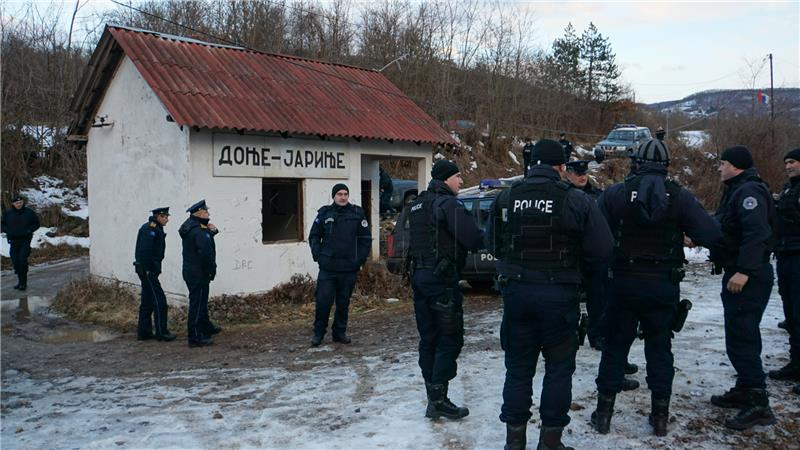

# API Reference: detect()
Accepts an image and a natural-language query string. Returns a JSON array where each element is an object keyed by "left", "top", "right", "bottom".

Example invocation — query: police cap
[
  {"left": 186, "top": 200, "right": 208, "bottom": 214},
  {"left": 565, "top": 160, "right": 590, "bottom": 174},
  {"left": 151, "top": 206, "right": 170, "bottom": 216}
]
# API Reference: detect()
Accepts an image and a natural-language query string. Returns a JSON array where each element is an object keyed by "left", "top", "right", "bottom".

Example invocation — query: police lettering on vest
[{"left": 513, "top": 199, "right": 554, "bottom": 213}]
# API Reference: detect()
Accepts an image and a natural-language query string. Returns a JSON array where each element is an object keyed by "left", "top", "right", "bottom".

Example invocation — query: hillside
[{"left": 645, "top": 88, "right": 800, "bottom": 121}]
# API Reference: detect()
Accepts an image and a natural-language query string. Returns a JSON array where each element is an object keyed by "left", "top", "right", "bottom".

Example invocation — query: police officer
[
  {"left": 379, "top": 166, "right": 394, "bottom": 216},
  {"left": 709, "top": 145, "right": 777, "bottom": 430},
  {"left": 559, "top": 133, "right": 574, "bottom": 163},
  {"left": 769, "top": 148, "right": 800, "bottom": 388},
  {"left": 407, "top": 159, "right": 483, "bottom": 421},
  {"left": 134, "top": 207, "right": 176, "bottom": 342},
  {"left": 655, "top": 127, "right": 666, "bottom": 141},
  {"left": 565, "top": 160, "right": 601, "bottom": 199},
  {"left": 178, "top": 200, "right": 221, "bottom": 348},
  {"left": 591, "top": 139, "right": 721, "bottom": 437},
  {"left": 308, "top": 183, "right": 372, "bottom": 347},
  {"left": 522, "top": 137, "right": 535, "bottom": 174},
  {"left": 488, "top": 140, "right": 613, "bottom": 450},
  {"left": 1, "top": 195, "right": 40, "bottom": 291}
]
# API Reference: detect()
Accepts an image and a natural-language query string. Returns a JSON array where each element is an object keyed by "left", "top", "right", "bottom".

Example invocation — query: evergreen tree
[
  {"left": 578, "top": 22, "right": 620, "bottom": 102},
  {"left": 550, "top": 23, "right": 582, "bottom": 95}
]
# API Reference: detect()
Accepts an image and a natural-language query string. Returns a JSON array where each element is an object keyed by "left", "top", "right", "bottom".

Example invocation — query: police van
[{"left": 386, "top": 177, "right": 518, "bottom": 288}]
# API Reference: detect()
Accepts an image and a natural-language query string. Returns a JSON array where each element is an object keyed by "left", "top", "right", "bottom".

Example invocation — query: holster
[
  {"left": 577, "top": 312, "right": 589, "bottom": 346},
  {"left": 672, "top": 299, "right": 693, "bottom": 332},
  {"left": 431, "top": 288, "right": 463, "bottom": 336},
  {"left": 432, "top": 257, "right": 457, "bottom": 283}
]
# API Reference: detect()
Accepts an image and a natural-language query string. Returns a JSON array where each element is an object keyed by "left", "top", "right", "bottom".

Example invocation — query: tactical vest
[
  {"left": 500, "top": 180, "right": 581, "bottom": 272},
  {"left": 407, "top": 191, "right": 463, "bottom": 266},
  {"left": 616, "top": 177, "right": 684, "bottom": 267}
]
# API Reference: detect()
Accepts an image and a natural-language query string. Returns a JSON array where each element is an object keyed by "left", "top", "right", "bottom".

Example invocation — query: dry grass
[
  {"left": 53, "top": 265, "right": 412, "bottom": 330},
  {"left": 52, "top": 277, "right": 140, "bottom": 331}
]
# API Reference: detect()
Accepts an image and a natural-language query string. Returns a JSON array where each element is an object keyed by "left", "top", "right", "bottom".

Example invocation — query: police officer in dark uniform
[
  {"left": 379, "top": 166, "right": 394, "bottom": 216},
  {"left": 178, "top": 200, "right": 221, "bottom": 348},
  {"left": 709, "top": 145, "right": 777, "bottom": 429},
  {"left": 1, "top": 195, "right": 40, "bottom": 290},
  {"left": 134, "top": 207, "right": 176, "bottom": 342},
  {"left": 565, "top": 160, "right": 601, "bottom": 199},
  {"left": 655, "top": 127, "right": 666, "bottom": 141},
  {"left": 522, "top": 137, "right": 535, "bottom": 174},
  {"left": 769, "top": 148, "right": 800, "bottom": 388},
  {"left": 488, "top": 140, "right": 613, "bottom": 450},
  {"left": 309, "top": 183, "right": 372, "bottom": 347},
  {"left": 591, "top": 139, "right": 721, "bottom": 437},
  {"left": 559, "top": 133, "right": 574, "bottom": 163},
  {"left": 407, "top": 159, "right": 483, "bottom": 421}
]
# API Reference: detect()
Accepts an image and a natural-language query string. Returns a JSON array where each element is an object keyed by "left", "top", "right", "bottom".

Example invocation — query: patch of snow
[
  {"left": 1, "top": 263, "right": 796, "bottom": 449},
  {"left": 478, "top": 141, "right": 485, "bottom": 147},
  {"left": 450, "top": 132, "right": 461, "bottom": 144},
  {"left": 678, "top": 130, "right": 710, "bottom": 149},
  {"left": 575, "top": 145, "right": 594, "bottom": 158},
  {"left": 1, "top": 227, "right": 90, "bottom": 257},
  {"left": 508, "top": 151, "right": 520, "bottom": 166},
  {"left": 434, "top": 153, "right": 445, "bottom": 160},
  {"left": 704, "top": 152, "right": 717, "bottom": 160},
  {"left": 469, "top": 161, "right": 478, "bottom": 170},
  {"left": 19, "top": 176, "right": 88, "bottom": 220},
  {"left": 684, "top": 247, "right": 710, "bottom": 263},
  {"left": 683, "top": 166, "right": 694, "bottom": 176}
]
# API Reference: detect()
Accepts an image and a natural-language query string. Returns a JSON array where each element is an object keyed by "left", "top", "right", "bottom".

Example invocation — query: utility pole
[{"left": 768, "top": 53, "right": 774, "bottom": 121}]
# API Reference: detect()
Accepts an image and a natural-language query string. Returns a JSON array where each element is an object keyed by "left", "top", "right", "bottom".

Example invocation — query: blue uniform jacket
[
  {"left": 710, "top": 167, "right": 774, "bottom": 275},
  {"left": 178, "top": 216, "right": 218, "bottom": 281},
  {"left": 426, "top": 179, "right": 485, "bottom": 258},
  {"left": 309, "top": 203, "right": 372, "bottom": 272},
  {"left": 599, "top": 163, "right": 721, "bottom": 271},
  {"left": 1, "top": 206, "right": 40, "bottom": 240},
  {"left": 487, "top": 165, "right": 613, "bottom": 283},
  {"left": 775, "top": 176, "right": 800, "bottom": 253},
  {"left": 134, "top": 217, "right": 166, "bottom": 274}
]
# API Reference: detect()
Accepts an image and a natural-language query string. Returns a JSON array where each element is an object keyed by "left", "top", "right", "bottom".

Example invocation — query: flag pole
[{"left": 768, "top": 53, "right": 774, "bottom": 122}]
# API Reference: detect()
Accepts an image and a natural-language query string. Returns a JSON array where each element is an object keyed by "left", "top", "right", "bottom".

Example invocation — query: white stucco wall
[
  {"left": 188, "top": 132, "right": 431, "bottom": 296},
  {"left": 87, "top": 56, "right": 190, "bottom": 297}
]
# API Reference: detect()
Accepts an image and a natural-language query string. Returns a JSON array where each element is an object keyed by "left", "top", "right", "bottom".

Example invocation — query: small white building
[{"left": 68, "top": 25, "right": 453, "bottom": 297}]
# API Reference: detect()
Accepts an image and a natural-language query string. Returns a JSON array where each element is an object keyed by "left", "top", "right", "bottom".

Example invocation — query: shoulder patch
[
  {"left": 200, "top": 224, "right": 207, "bottom": 229},
  {"left": 149, "top": 231, "right": 156, "bottom": 236},
  {"left": 361, "top": 219, "right": 368, "bottom": 228},
  {"left": 742, "top": 196, "right": 758, "bottom": 210},
  {"left": 325, "top": 217, "right": 335, "bottom": 224}
]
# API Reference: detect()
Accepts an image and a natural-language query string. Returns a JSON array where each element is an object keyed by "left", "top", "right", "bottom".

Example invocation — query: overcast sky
[{"left": 5, "top": 0, "right": 798, "bottom": 104}]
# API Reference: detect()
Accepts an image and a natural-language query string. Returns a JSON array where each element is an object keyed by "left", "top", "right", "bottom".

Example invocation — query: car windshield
[
  {"left": 607, "top": 130, "right": 635, "bottom": 141},
  {"left": 462, "top": 198, "right": 495, "bottom": 231}
]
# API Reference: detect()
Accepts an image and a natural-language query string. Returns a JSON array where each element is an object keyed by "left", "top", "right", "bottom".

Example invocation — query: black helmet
[{"left": 633, "top": 139, "right": 670, "bottom": 164}]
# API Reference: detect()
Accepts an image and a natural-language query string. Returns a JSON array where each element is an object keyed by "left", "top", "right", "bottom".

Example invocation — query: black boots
[
  {"left": 768, "top": 362, "right": 800, "bottom": 381},
  {"left": 724, "top": 388, "right": 776, "bottom": 430},
  {"left": 156, "top": 331, "right": 177, "bottom": 342},
  {"left": 649, "top": 397, "right": 669, "bottom": 436},
  {"left": 623, "top": 362, "right": 638, "bottom": 375},
  {"left": 311, "top": 335, "right": 323, "bottom": 347},
  {"left": 621, "top": 378, "right": 640, "bottom": 391},
  {"left": 537, "top": 426, "right": 574, "bottom": 450},
  {"left": 504, "top": 423, "right": 526, "bottom": 450},
  {"left": 710, "top": 386, "right": 748, "bottom": 409},
  {"left": 14, "top": 273, "right": 27, "bottom": 291},
  {"left": 793, "top": 384, "right": 800, "bottom": 395},
  {"left": 590, "top": 392, "right": 616, "bottom": 434},
  {"left": 332, "top": 334, "right": 352, "bottom": 344},
  {"left": 425, "top": 382, "right": 469, "bottom": 420}
]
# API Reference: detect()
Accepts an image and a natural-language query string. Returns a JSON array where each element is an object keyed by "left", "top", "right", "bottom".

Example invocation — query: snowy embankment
[
  {"left": 677, "top": 130, "right": 710, "bottom": 149},
  {"left": 2, "top": 261, "right": 797, "bottom": 449},
  {"left": 1, "top": 176, "right": 89, "bottom": 257}
]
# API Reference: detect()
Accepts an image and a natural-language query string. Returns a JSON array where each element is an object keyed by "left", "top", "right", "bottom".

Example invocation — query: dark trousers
[
  {"left": 9, "top": 237, "right": 32, "bottom": 278},
  {"left": 777, "top": 253, "right": 800, "bottom": 362},
  {"left": 499, "top": 281, "right": 579, "bottom": 428},
  {"left": 585, "top": 266, "right": 610, "bottom": 344},
  {"left": 596, "top": 272, "right": 678, "bottom": 399},
  {"left": 137, "top": 271, "right": 168, "bottom": 336},
  {"left": 722, "top": 263, "right": 773, "bottom": 389},
  {"left": 314, "top": 269, "right": 358, "bottom": 338},
  {"left": 411, "top": 268, "right": 464, "bottom": 385},
  {"left": 186, "top": 279, "right": 213, "bottom": 341}
]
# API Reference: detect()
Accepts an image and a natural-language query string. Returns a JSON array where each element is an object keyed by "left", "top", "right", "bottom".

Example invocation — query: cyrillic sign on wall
[{"left": 213, "top": 134, "right": 350, "bottom": 179}]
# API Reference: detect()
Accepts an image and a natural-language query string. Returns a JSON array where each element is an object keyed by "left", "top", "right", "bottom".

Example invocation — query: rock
[{"left": 213, "top": 412, "right": 223, "bottom": 419}]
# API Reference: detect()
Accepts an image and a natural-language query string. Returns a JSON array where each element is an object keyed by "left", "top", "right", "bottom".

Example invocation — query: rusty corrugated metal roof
[{"left": 96, "top": 26, "right": 453, "bottom": 145}]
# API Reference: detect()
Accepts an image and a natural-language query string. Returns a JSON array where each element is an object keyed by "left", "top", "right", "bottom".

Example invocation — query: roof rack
[{"left": 613, "top": 123, "right": 639, "bottom": 129}]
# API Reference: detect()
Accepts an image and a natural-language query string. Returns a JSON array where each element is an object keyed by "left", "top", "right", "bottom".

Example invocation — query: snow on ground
[
  {"left": 678, "top": 130, "right": 710, "bottom": 149},
  {"left": 575, "top": 145, "right": 595, "bottom": 158},
  {"left": 2, "top": 263, "right": 797, "bottom": 449},
  {"left": 20, "top": 175, "right": 88, "bottom": 219},
  {"left": 508, "top": 151, "right": 520, "bottom": 166},
  {"left": 1, "top": 227, "right": 90, "bottom": 257}
]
